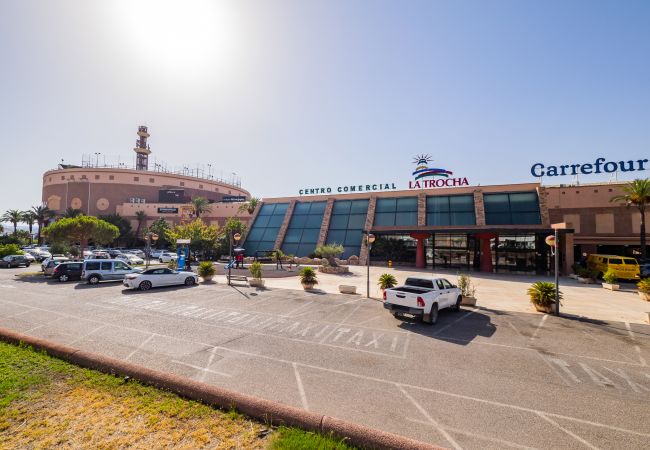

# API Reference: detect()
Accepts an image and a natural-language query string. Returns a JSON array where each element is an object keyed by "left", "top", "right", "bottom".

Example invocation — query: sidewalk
[{"left": 214, "top": 264, "right": 650, "bottom": 325}]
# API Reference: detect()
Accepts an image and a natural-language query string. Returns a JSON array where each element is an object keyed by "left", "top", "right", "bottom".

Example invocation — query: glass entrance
[{"left": 426, "top": 233, "right": 474, "bottom": 270}]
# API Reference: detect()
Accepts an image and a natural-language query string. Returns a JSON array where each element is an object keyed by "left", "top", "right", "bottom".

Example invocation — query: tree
[
  {"left": 148, "top": 218, "right": 172, "bottom": 249},
  {"left": 134, "top": 210, "right": 148, "bottom": 242},
  {"left": 314, "top": 243, "right": 345, "bottom": 267},
  {"left": 31, "top": 205, "right": 55, "bottom": 245},
  {"left": 238, "top": 197, "right": 260, "bottom": 215},
  {"left": 190, "top": 197, "right": 211, "bottom": 218},
  {"left": 1, "top": 209, "right": 23, "bottom": 235},
  {"left": 99, "top": 213, "right": 132, "bottom": 246},
  {"left": 21, "top": 211, "right": 36, "bottom": 244},
  {"left": 0, "top": 223, "right": 3, "bottom": 234},
  {"left": 63, "top": 208, "right": 83, "bottom": 218},
  {"left": 166, "top": 219, "right": 223, "bottom": 259},
  {"left": 611, "top": 178, "right": 650, "bottom": 260},
  {"left": 43, "top": 216, "right": 120, "bottom": 255},
  {"left": 215, "top": 217, "right": 248, "bottom": 258}
]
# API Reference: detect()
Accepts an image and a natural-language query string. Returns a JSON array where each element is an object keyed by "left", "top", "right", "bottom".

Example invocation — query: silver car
[{"left": 82, "top": 259, "right": 140, "bottom": 285}]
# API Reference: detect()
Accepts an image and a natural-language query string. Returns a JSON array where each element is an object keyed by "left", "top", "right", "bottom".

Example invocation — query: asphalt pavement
[{"left": 1, "top": 267, "right": 650, "bottom": 449}]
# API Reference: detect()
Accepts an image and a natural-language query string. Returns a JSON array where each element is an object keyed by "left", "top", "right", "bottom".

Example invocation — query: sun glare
[{"left": 114, "top": 0, "right": 237, "bottom": 81}]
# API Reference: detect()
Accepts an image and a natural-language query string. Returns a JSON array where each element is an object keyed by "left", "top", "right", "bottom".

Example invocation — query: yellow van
[{"left": 586, "top": 254, "right": 640, "bottom": 280}]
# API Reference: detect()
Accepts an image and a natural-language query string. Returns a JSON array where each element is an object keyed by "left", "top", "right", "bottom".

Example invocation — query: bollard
[{"left": 388, "top": 260, "right": 392, "bottom": 268}]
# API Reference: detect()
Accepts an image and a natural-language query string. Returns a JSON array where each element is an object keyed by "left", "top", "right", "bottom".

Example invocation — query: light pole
[
  {"left": 228, "top": 232, "right": 241, "bottom": 285},
  {"left": 145, "top": 232, "right": 158, "bottom": 268},
  {"left": 366, "top": 233, "right": 375, "bottom": 298},
  {"left": 545, "top": 231, "right": 560, "bottom": 316}
]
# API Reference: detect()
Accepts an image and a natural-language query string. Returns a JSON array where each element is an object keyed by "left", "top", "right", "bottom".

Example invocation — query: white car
[
  {"left": 26, "top": 248, "right": 52, "bottom": 262},
  {"left": 117, "top": 254, "right": 145, "bottom": 265},
  {"left": 150, "top": 250, "right": 163, "bottom": 259},
  {"left": 123, "top": 268, "right": 198, "bottom": 291},
  {"left": 158, "top": 252, "right": 178, "bottom": 263},
  {"left": 125, "top": 249, "right": 146, "bottom": 259},
  {"left": 383, "top": 277, "right": 462, "bottom": 324},
  {"left": 22, "top": 252, "right": 36, "bottom": 263}
]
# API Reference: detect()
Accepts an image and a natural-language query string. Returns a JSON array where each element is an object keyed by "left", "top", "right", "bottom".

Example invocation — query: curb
[{"left": 0, "top": 327, "right": 443, "bottom": 450}]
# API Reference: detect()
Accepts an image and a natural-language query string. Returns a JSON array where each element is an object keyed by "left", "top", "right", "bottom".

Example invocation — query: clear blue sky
[{"left": 1, "top": 0, "right": 648, "bottom": 212}]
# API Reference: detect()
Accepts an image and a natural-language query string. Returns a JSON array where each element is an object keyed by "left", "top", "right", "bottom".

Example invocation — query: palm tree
[
  {"left": 63, "top": 207, "right": 83, "bottom": 218},
  {"left": 31, "top": 205, "right": 55, "bottom": 244},
  {"left": 191, "top": 197, "right": 211, "bottom": 218},
  {"left": 1, "top": 209, "right": 23, "bottom": 235},
  {"left": 611, "top": 178, "right": 650, "bottom": 260},
  {"left": 21, "top": 210, "right": 36, "bottom": 244},
  {"left": 238, "top": 197, "right": 260, "bottom": 215},
  {"left": 134, "top": 210, "right": 148, "bottom": 240}
]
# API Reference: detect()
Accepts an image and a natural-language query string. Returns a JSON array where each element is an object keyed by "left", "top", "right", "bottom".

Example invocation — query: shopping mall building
[
  {"left": 41, "top": 127, "right": 253, "bottom": 231},
  {"left": 242, "top": 158, "right": 649, "bottom": 275}
]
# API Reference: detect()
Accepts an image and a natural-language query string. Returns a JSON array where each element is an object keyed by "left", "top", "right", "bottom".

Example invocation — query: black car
[
  {"left": 51, "top": 262, "right": 84, "bottom": 282},
  {"left": 0, "top": 255, "right": 31, "bottom": 268}
]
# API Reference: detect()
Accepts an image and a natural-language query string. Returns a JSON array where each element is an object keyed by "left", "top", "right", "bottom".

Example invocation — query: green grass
[
  {"left": 270, "top": 427, "right": 356, "bottom": 450},
  {"left": 0, "top": 341, "right": 359, "bottom": 449}
]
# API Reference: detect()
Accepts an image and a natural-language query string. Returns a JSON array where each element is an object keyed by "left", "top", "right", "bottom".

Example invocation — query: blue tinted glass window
[
  {"left": 333, "top": 201, "right": 351, "bottom": 214},
  {"left": 293, "top": 202, "right": 311, "bottom": 214},
  {"left": 280, "top": 201, "right": 326, "bottom": 256},
  {"left": 396, "top": 197, "right": 418, "bottom": 212},
  {"left": 245, "top": 203, "right": 289, "bottom": 256},
  {"left": 396, "top": 212, "right": 418, "bottom": 226},
  {"left": 427, "top": 196, "right": 449, "bottom": 213},
  {"left": 350, "top": 200, "right": 369, "bottom": 214},
  {"left": 484, "top": 192, "right": 540, "bottom": 225},
  {"left": 374, "top": 197, "right": 417, "bottom": 227},
  {"left": 326, "top": 199, "right": 369, "bottom": 258},
  {"left": 374, "top": 212, "right": 394, "bottom": 226},
  {"left": 329, "top": 215, "right": 348, "bottom": 229},
  {"left": 347, "top": 214, "right": 367, "bottom": 229},
  {"left": 376, "top": 198, "right": 396, "bottom": 213},
  {"left": 426, "top": 195, "right": 475, "bottom": 226},
  {"left": 309, "top": 202, "right": 326, "bottom": 214},
  {"left": 284, "top": 228, "right": 302, "bottom": 243},
  {"left": 289, "top": 214, "right": 307, "bottom": 228},
  {"left": 326, "top": 230, "right": 346, "bottom": 244}
]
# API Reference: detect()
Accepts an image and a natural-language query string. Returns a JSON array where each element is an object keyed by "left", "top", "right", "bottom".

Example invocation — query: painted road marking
[
  {"left": 170, "top": 360, "right": 231, "bottom": 378},
  {"left": 626, "top": 322, "right": 648, "bottom": 367},
  {"left": 99, "top": 297, "right": 406, "bottom": 356},
  {"left": 293, "top": 362, "right": 309, "bottom": 411},
  {"left": 530, "top": 314, "right": 547, "bottom": 340},
  {"left": 124, "top": 333, "right": 156, "bottom": 361},
  {"left": 2, "top": 297, "right": 650, "bottom": 441},
  {"left": 536, "top": 412, "right": 600, "bottom": 450}
]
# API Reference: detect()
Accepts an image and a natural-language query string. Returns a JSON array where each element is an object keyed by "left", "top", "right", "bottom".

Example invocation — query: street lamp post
[
  {"left": 145, "top": 232, "right": 159, "bottom": 268},
  {"left": 554, "top": 228, "right": 560, "bottom": 316},
  {"left": 228, "top": 232, "right": 242, "bottom": 285},
  {"left": 366, "top": 233, "right": 375, "bottom": 298}
]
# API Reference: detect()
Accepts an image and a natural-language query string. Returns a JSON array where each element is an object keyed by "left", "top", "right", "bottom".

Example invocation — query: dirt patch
[{"left": 0, "top": 379, "right": 267, "bottom": 449}]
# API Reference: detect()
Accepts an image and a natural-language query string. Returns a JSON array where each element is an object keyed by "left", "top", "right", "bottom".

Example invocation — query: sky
[{"left": 0, "top": 0, "right": 649, "bottom": 213}]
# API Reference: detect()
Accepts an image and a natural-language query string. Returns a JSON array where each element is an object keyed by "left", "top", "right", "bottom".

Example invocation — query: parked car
[
  {"left": 383, "top": 277, "right": 462, "bottom": 324},
  {"left": 51, "top": 262, "right": 84, "bottom": 282},
  {"left": 81, "top": 259, "right": 140, "bottom": 284},
  {"left": 124, "top": 249, "right": 146, "bottom": 259},
  {"left": 21, "top": 252, "right": 36, "bottom": 263},
  {"left": 586, "top": 254, "right": 640, "bottom": 280},
  {"left": 0, "top": 255, "right": 32, "bottom": 268},
  {"left": 158, "top": 252, "right": 178, "bottom": 263},
  {"left": 123, "top": 268, "right": 198, "bottom": 291},
  {"left": 150, "top": 250, "right": 163, "bottom": 259},
  {"left": 117, "top": 254, "right": 145, "bottom": 265},
  {"left": 42, "top": 257, "right": 71, "bottom": 275},
  {"left": 640, "top": 262, "right": 650, "bottom": 279},
  {"left": 25, "top": 248, "right": 51, "bottom": 262},
  {"left": 107, "top": 249, "right": 123, "bottom": 258},
  {"left": 89, "top": 251, "right": 111, "bottom": 260}
]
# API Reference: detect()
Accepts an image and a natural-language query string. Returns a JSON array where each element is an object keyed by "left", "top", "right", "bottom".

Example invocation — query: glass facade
[
  {"left": 374, "top": 197, "right": 418, "bottom": 227},
  {"left": 326, "top": 199, "right": 369, "bottom": 259},
  {"left": 281, "top": 201, "right": 326, "bottom": 257},
  {"left": 425, "top": 233, "right": 475, "bottom": 269},
  {"left": 370, "top": 234, "right": 417, "bottom": 263},
  {"left": 492, "top": 233, "right": 547, "bottom": 273},
  {"left": 484, "top": 192, "right": 541, "bottom": 225},
  {"left": 426, "top": 195, "right": 476, "bottom": 226},
  {"left": 245, "top": 203, "right": 289, "bottom": 256}
]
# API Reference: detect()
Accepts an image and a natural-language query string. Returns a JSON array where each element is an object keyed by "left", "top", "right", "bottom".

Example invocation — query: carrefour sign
[{"left": 531, "top": 157, "right": 649, "bottom": 177}]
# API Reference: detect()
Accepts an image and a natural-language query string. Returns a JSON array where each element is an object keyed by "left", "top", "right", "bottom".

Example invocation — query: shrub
[
  {"left": 602, "top": 270, "right": 618, "bottom": 284},
  {"left": 197, "top": 261, "right": 215, "bottom": 277},
  {"left": 527, "top": 281, "right": 562, "bottom": 307},
  {"left": 0, "top": 244, "right": 24, "bottom": 258},
  {"left": 577, "top": 267, "right": 598, "bottom": 279},
  {"left": 314, "top": 244, "right": 344, "bottom": 267},
  {"left": 167, "top": 260, "right": 178, "bottom": 270},
  {"left": 377, "top": 273, "right": 397, "bottom": 290},
  {"left": 637, "top": 278, "right": 650, "bottom": 294},
  {"left": 249, "top": 261, "right": 263, "bottom": 279},
  {"left": 458, "top": 274, "right": 476, "bottom": 297},
  {"left": 299, "top": 267, "right": 318, "bottom": 285},
  {"left": 49, "top": 242, "right": 71, "bottom": 255}
]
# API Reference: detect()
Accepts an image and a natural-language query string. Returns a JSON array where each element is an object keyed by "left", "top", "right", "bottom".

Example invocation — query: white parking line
[
  {"left": 625, "top": 322, "right": 648, "bottom": 367},
  {"left": 293, "top": 362, "right": 309, "bottom": 411},
  {"left": 397, "top": 384, "right": 463, "bottom": 450},
  {"left": 170, "top": 360, "right": 231, "bottom": 378},
  {"left": 530, "top": 315, "right": 548, "bottom": 340},
  {"left": 68, "top": 324, "right": 106, "bottom": 346},
  {"left": 536, "top": 413, "right": 600, "bottom": 450},
  {"left": 124, "top": 333, "right": 156, "bottom": 361}
]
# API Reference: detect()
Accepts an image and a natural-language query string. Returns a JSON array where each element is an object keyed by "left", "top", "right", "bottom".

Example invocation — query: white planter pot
[
  {"left": 461, "top": 296, "right": 477, "bottom": 306},
  {"left": 201, "top": 275, "right": 214, "bottom": 282},
  {"left": 602, "top": 283, "right": 619, "bottom": 291},
  {"left": 338, "top": 285, "right": 357, "bottom": 294},
  {"left": 577, "top": 277, "right": 595, "bottom": 284},
  {"left": 249, "top": 279, "right": 265, "bottom": 288},
  {"left": 568, "top": 274, "right": 578, "bottom": 280}
]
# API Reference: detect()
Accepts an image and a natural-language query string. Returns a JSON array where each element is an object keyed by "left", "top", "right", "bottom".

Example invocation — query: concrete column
[
  {"left": 410, "top": 233, "right": 429, "bottom": 269},
  {"left": 316, "top": 198, "right": 335, "bottom": 247},
  {"left": 537, "top": 186, "right": 550, "bottom": 226},
  {"left": 473, "top": 189, "right": 485, "bottom": 226},
  {"left": 273, "top": 200, "right": 296, "bottom": 250},
  {"left": 417, "top": 193, "right": 426, "bottom": 226},
  {"left": 359, "top": 196, "right": 377, "bottom": 265}
]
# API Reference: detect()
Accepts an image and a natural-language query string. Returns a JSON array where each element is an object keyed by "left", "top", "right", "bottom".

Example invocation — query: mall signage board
[
  {"left": 530, "top": 157, "right": 649, "bottom": 177},
  {"left": 222, "top": 195, "right": 247, "bottom": 202},
  {"left": 299, "top": 183, "right": 397, "bottom": 196},
  {"left": 408, "top": 154, "right": 469, "bottom": 190},
  {"left": 157, "top": 207, "right": 178, "bottom": 214},
  {"left": 159, "top": 189, "right": 185, "bottom": 202}
]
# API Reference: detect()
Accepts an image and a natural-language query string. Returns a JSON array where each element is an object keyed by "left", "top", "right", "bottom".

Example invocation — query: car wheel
[
  {"left": 139, "top": 280, "right": 152, "bottom": 291},
  {"left": 453, "top": 296, "right": 462, "bottom": 312},
  {"left": 184, "top": 277, "right": 195, "bottom": 286},
  {"left": 88, "top": 275, "right": 100, "bottom": 285},
  {"left": 26, "top": 262, "right": 31, "bottom": 267},
  {"left": 159, "top": 259, "right": 163, "bottom": 263},
  {"left": 424, "top": 303, "right": 438, "bottom": 325},
  {"left": 59, "top": 274, "right": 69, "bottom": 282}
]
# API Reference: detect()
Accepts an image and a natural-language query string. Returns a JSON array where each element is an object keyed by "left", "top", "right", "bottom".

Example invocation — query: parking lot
[{"left": 2, "top": 266, "right": 650, "bottom": 449}]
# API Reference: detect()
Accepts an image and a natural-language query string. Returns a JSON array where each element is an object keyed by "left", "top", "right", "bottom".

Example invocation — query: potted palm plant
[
  {"left": 377, "top": 273, "right": 397, "bottom": 293},
  {"left": 299, "top": 267, "right": 318, "bottom": 290},
  {"left": 637, "top": 278, "right": 650, "bottom": 301},
  {"left": 248, "top": 261, "right": 264, "bottom": 288},
  {"left": 458, "top": 274, "right": 477, "bottom": 306},
  {"left": 197, "top": 261, "right": 215, "bottom": 282},
  {"left": 601, "top": 269, "right": 620, "bottom": 291},
  {"left": 527, "top": 281, "right": 562, "bottom": 314}
]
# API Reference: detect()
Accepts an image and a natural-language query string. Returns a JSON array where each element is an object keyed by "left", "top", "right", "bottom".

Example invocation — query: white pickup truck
[{"left": 383, "top": 277, "right": 462, "bottom": 324}]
